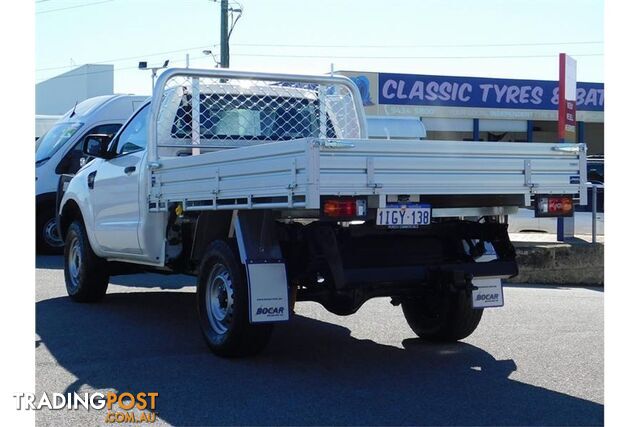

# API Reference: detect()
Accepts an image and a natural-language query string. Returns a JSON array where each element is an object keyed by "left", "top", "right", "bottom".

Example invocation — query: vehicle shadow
[
  {"left": 36, "top": 292, "right": 603, "bottom": 426},
  {"left": 36, "top": 255, "right": 64, "bottom": 270},
  {"left": 504, "top": 283, "right": 605, "bottom": 293},
  {"left": 108, "top": 273, "right": 195, "bottom": 289},
  {"left": 36, "top": 255, "right": 195, "bottom": 289}
]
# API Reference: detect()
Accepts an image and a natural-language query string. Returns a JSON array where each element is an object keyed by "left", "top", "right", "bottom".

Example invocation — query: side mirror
[{"left": 82, "top": 134, "right": 114, "bottom": 159}]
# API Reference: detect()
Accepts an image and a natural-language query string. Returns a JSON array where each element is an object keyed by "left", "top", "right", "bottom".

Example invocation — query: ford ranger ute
[{"left": 57, "top": 69, "right": 587, "bottom": 357}]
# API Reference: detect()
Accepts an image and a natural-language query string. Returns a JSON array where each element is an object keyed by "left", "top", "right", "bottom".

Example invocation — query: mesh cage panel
[{"left": 153, "top": 71, "right": 363, "bottom": 158}]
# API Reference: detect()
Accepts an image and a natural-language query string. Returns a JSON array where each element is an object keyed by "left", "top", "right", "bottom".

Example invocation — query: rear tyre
[
  {"left": 401, "top": 291, "right": 483, "bottom": 342},
  {"left": 196, "top": 240, "right": 273, "bottom": 358},
  {"left": 64, "top": 221, "right": 109, "bottom": 302},
  {"left": 36, "top": 209, "right": 64, "bottom": 254}
]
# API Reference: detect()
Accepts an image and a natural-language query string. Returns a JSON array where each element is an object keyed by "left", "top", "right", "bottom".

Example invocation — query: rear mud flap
[
  {"left": 246, "top": 260, "right": 289, "bottom": 323},
  {"left": 234, "top": 211, "right": 290, "bottom": 323}
]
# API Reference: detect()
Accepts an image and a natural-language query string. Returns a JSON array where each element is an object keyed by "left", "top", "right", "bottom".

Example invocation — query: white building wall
[{"left": 36, "top": 64, "right": 114, "bottom": 115}]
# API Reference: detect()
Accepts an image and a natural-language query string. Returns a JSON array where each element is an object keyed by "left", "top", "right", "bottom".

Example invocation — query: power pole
[{"left": 220, "top": 0, "right": 230, "bottom": 68}]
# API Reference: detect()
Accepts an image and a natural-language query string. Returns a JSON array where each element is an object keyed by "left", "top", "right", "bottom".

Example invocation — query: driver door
[{"left": 91, "top": 104, "right": 150, "bottom": 255}]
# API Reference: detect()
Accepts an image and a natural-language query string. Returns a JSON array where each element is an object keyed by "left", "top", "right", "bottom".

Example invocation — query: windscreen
[{"left": 35, "top": 122, "right": 83, "bottom": 163}]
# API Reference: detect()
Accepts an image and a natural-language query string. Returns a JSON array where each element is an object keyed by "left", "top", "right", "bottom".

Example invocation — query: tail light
[
  {"left": 322, "top": 198, "right": 367, "bottom": 219},
  {"left": 535, "top": 195, "right": 574, "bottom": 217}
]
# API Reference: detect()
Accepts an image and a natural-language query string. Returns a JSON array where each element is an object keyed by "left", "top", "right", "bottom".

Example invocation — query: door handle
[
  {"left": 124, "top": 166, "right": 136, "bottom": 175},
  {"left": 87, "top": 171, "right": 96, "bottom": 189}
]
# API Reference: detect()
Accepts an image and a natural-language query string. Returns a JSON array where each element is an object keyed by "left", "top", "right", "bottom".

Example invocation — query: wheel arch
[
  {"left": 190, "top": 211, "right": 234, "bottom": 266},
  {"left": 36, "top": 192, "right": 58, "bottom": 212},
  {"left": 58, "top": 199, "right": 85, "bottom": 242}
]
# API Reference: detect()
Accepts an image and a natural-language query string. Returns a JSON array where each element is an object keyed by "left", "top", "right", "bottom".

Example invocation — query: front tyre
[
  {"left": 36, "top": 210, "right": 64, "bottom": 254},
  {"left": 64, "top": 221, "right": 109, "bottom": 302},
  {"left": 401, "top": 291, "right": 483, "bottom": 342},
  {"left": 196, "top": 240, "right": 273, "bottom": 357}
]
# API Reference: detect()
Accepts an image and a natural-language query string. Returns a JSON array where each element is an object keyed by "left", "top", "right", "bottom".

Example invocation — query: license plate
[
  {"left": 376, "top": 204, "right": 431, "bottom": 228},
  {"left": 471, "top": 277, "right": 504, "bottom": 308}
]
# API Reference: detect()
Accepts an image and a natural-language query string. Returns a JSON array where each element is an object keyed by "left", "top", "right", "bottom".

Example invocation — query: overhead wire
[
  {"left": 36, "top": 41, "right": 603, "bottom": 73},
  {"left": 231, "top": 52, "right": 603, "bottom": 60},
  {"left": 230, "top": 40, "right": 604, "bottom": 49},
  {"left": 35, "top": 54, "right": 215, "bottom": 84},
  {"left": 36, "top": 45, "right": 216, "bottom": 72},
  {"left": 36, "top": 50, "right": 603, "bottom": 84},
  {"left": 36, "top": 0, "right": 114, "bottom": 15}
]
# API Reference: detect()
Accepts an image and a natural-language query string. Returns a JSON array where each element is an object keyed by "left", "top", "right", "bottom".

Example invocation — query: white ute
[
  {"left": 58, "top": 69, "right": 587, "bottom": 357},
  {"left": 36, "top": 95, "right": 146, "bottom": 253}
]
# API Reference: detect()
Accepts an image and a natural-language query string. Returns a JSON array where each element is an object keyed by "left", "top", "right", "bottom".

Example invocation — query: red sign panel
[{"left": 558, "top": 53, "right": 577, "bottom": 142}]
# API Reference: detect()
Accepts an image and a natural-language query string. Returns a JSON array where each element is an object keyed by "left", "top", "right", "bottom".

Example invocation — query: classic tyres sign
[{"left": 377, "top": 73, "right": 604, "bottom": 112}]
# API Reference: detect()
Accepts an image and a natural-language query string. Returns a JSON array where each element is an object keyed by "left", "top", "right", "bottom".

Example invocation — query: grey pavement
[
  {"left": 35, "top": 255, "right": 604, "bottom": 426},
  {"left": 510, "top": 232, "right": 604, "bottom": 244}
]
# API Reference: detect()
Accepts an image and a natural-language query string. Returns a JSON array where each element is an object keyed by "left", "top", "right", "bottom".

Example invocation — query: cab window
[
  {"left": 56, "top": 123, "right": 122, "bottom": 174},
  {"left": 115, "top": 104, "right": 150, "bottom": 155}
]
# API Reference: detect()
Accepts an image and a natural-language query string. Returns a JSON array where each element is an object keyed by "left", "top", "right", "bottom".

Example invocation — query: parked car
[
  {"left": 36, "top": 94, "right": 146, "bottom": 253},
  {"left": 587, "top": 155, "right": 604, "bottom": 184},
  {"left": 57, "top": 69, "right": 586, "bottom": 357}
]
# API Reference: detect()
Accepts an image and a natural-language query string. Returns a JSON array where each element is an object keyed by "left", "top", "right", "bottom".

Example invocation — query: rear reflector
[
  {"left": 535, "top": 194, "right": 574, "bottom": 217},
  {"left": 322, "top": 198, "right": 367, "bottom": 218}
]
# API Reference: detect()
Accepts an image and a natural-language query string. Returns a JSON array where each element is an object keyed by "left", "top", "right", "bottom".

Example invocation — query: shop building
[{"left": 338, "top": 71, "right": 604, "bottom": 155}]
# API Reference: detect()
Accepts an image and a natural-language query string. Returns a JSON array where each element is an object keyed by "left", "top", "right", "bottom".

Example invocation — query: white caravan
[{"left": 36, "top": 95, "right": 146, "bottom": 253}]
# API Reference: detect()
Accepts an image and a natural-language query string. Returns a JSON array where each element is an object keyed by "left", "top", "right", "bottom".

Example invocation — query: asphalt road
[{"left": 36, "top": 255, "right": 603, "bottom": 426}]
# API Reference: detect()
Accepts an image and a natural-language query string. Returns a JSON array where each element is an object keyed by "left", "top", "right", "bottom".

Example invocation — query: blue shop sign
[{"left": 377, "top": 73, "right": 604, "bottom": 112}]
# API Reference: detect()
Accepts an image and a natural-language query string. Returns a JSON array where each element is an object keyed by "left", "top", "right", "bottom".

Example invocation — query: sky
[{"left": 35, "top": 0, "right": 604, "bottom": 96}]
